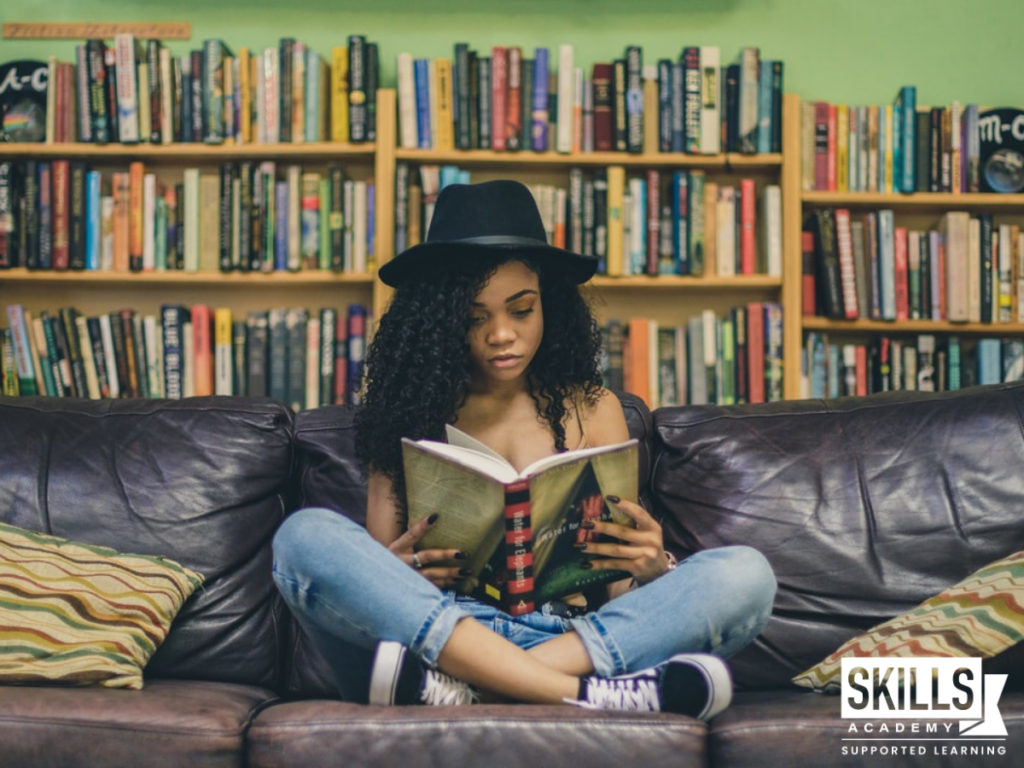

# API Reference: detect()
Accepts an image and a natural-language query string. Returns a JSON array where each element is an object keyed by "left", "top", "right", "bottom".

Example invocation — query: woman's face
[{"left": 466, "top": 259, "right": 544, "bottom": 389}]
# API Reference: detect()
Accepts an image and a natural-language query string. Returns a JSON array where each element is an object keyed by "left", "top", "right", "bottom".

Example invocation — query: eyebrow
[{"left": 471, "top": 289, "right": 539, "bottom": 307}]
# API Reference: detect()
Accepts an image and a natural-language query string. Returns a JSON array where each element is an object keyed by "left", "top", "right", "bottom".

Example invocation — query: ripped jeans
[{"left": 271, "top": 507, "right": 776, "bottom": 702}]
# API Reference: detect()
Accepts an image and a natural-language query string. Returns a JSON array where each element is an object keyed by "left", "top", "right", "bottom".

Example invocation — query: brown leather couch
[{"left": 1, "top": 383, "right": 1023, "bottom": 767}]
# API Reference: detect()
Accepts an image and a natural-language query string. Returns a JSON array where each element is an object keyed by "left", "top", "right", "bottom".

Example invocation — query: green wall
[{"left": 2, "top": 0, "right": 1020, "bottom": 106}]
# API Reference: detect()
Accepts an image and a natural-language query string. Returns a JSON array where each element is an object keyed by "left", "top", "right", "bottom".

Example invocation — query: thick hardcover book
[
  {"left": 247, "top": 310, "right": 269, "bottom": 397},
  {"left": 346, "top": 304, "right": 366, "bottom": 406},
  {"left": 51, "top": 160, "right": 70, "bottom": 270},
  {"left": 624, "top": 46, "right": 643, "bottom": 153},
  {"left": 612, "top": 59, "right": 627, "bottom": 152},
  {"left": 348, "top": 35, "right": 368, "bottom": 142},
  {"left": 69, "top": 162, "right": 87, "bottom": 270},
  {"left": 682, "top": 47, "right": 700, "bottom": 154},
  {"left": 0, "top": 162, "right": 16, "bottom": 268},
  {"left": 404, "top": 426, "right": 637, "bottom": 616},
  {"left": 591, "top": 62, "right": 613, "bottom": 152},
  {"left": 810, "top": 209, "right": 843, "bottom": 319}
]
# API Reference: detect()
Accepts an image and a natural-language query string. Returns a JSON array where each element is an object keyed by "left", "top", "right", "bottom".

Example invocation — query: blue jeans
[{"left": 272, "top": 507, "right": 776, "bottom": 702}]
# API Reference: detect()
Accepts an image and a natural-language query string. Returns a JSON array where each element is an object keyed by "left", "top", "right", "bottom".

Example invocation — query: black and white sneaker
[
  {"left": 368, "top": 640, "right": 477, "bottom": 706},
  {"left": 570, "top": 653, "right": 732, "bottom": 719}
]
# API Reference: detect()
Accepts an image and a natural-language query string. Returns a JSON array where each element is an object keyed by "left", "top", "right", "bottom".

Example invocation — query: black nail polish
[
  {"left": 454, "top": 551, "right": 467, "bottom": 560},
  {"left": 459, "top": 568, "right": 472, "bottom": 577},
  {"left": 580, "top": 561, "right": 593, "bottom": 570},
  {"left": 581, "top": 520, "right": 595, "bottom": 530},
  {"left": 573, "top": 542, "right": 588, "bottom": 550},
  {"left": 606, "top": 494, "right": 620, "bottom": 504},
  {"left": 427, "top": 513, "right": 439, "bottom": 524}
]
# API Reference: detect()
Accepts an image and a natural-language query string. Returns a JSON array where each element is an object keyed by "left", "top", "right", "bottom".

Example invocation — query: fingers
[
  {"left": 391, "top": 512, "right": 441, "bottom": 551},
  {"left": 605, "top": 495, "right": 656, "bottom": 529},
  {"left": 579, "top": 540, "right": 659, "bottom": 562}
]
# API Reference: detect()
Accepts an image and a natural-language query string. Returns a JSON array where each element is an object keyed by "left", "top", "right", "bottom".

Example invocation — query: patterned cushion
[
  {"left": 0, "top": 522, "right": 203, "bottom": 689},
  {"left": 792, "top": 549, "right": 1024, "bottom": 693}
]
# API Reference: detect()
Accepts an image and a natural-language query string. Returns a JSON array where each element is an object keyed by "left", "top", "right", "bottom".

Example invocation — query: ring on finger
[{"left": 412, "top": 552, "right": 423, "bottom": 570}]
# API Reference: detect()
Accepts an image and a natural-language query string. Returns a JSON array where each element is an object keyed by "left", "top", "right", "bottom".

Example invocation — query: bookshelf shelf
[
  {"left": 803, "top": 317, "right": 1024, "bottom": 335},
  {"left": 394, "top": 147, "right": 783, "bottom": 170},
  {"left": 0, "top": 268, "right": 373, "bottom": 286},
  {"left": 0, "top": 142, "right": 376, "bottom": 161},
  {"left": 802, "top": 190, "right": 1024, "bottom": 210},
  {"left": 589, "top": 275, "right": 782, "bottom": 289}
]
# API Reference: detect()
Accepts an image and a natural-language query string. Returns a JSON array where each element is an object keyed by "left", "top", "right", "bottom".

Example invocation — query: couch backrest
[
  {"left": 0, "top": 396, "right": 294, "bottom": 690},
  {"left": 651, "top": 382, "right": 1024, "bottom": 689},
  {"left": 281, "top": 391, "right": 654, "bottom": 697}
]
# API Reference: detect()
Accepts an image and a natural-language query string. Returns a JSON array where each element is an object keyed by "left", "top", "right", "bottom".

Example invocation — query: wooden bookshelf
[
  {"left": 2, "top": 87, "right": 804, "bottom": 405},
  {"left": 795, "top": 95, "right": 1024, "bottom": 395}
]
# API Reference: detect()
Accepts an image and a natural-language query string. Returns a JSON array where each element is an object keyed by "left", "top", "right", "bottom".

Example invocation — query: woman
[{"left": 272, "top": 180, "right": 776, "bottom": 716}]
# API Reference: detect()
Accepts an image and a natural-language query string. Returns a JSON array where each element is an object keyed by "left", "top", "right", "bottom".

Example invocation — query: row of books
[
  {"left": 600, "top": 303, "right": 784, "bottom": 409},
  {"left": 801, "top": 88, "right": 1020, "bottom": 194},
  {"left": 803, "top": 332, "right": 1024, "bottom": 399},
  {"left": 0, "top": 303, "right": 370, "bottom": 411},
  {"left": 397, "top": 44, "right": 782, "bottom": 155},
  {"left": 0, "top": 160, "right": 374, "bottom": 273},
  {"left": 395, "top": 163, "right": 782, "bottom": 277},
  {"left": 805, "top": 207, "right": 1024, "bottom": 323},
  {"left": 27, "top": 34, "right": 379, "bottom": 145}
]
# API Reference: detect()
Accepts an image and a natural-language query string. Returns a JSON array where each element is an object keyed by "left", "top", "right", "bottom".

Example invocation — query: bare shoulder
[{"left": 578, "top": 387, "right": 630, "bottom": 446}]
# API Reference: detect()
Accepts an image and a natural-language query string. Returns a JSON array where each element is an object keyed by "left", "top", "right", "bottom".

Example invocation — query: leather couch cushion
[
  {"left": 0, "top": 679, "right": 277, "bottom": 768},
  {"left": 0, "top": 396, "right": 293, "bottom": 689},
  {"left": 652, "top": 383, "right": 1024, "bottom": 689},
  {"left": 247, "top": 701, "right": 707, "bottom": 768},
  {"left": 710, "top": 689, "right": 1024, "bottom": 767}
]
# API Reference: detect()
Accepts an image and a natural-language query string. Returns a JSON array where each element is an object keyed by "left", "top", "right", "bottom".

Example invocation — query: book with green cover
[{"left": 402, "top": 425, "right": 638, "bottom": 616}]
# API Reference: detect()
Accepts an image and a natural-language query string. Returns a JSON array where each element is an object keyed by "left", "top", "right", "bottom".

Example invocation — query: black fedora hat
[{"left": 378, "top": 179, "right": 598, "bottom": 287}]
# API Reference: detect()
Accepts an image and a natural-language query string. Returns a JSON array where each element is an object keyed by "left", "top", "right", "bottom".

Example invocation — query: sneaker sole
[
  {"left": 368, "top": 640, "right": 407, "bottom": 706},
  {"left": 665, "top": 653, "right": 733, "bottom": 720}
]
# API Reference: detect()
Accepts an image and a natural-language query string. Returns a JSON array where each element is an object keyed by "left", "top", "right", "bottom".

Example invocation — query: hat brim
[{"left": 379, "top": 240, "right": 599, "bottom": 287}]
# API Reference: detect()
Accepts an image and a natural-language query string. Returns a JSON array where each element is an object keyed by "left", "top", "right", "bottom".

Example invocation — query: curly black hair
[{"left": 354, "top": 253, "right": 603, "bottom": 514}]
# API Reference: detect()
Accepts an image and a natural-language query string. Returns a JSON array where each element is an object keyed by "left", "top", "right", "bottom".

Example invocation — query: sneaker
[
  {"left": 368, "top": 640, "right": 477, "bottom": 706},
  {"left": 571, "top": 653, "right": 732, "bottom": 719}
]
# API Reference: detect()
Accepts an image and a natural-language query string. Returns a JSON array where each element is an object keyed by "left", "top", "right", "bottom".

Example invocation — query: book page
[{"left": 401, "top": 439, "right": 508, "bottom": 583}]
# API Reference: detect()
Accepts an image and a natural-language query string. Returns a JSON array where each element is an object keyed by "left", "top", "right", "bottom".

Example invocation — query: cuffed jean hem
[
  {"left": 412, "top": 596, "right": 468, "bottom": 669},
  {"left": 568, "top": 613, "right": 626, "bottom": 677}
]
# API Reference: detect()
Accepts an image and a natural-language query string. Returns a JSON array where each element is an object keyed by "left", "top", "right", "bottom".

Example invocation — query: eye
[
  {"left": 468, "top": 313, "right": 486, "bottom": 327},
  {"left": 510, "top": 305, "right": 534, "bottom": 319}
]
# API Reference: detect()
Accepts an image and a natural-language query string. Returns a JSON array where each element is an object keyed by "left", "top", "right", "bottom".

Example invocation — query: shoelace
[
  {"left": 420, "top": 669, "right": 477, "bottom": 706},
  {"left": 577, "top": 676, "right": 661, "bottom": 711}
]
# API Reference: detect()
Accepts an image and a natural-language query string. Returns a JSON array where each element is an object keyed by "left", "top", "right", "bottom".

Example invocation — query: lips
[{"left": 490, "top": 354, "right": 522, "bottom": 368}]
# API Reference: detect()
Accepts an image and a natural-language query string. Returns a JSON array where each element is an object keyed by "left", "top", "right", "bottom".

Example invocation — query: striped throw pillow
[
  {"left": 792, "top": 549, "right": 1024, "bottom": 693},
  {"left": 0, "top": 522, "right": 203, "bottom": 689}
]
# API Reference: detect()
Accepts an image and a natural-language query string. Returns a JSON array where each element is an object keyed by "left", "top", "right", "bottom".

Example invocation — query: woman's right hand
[{"left": 388, "top": 514, "right": 469, "bottom": 588}]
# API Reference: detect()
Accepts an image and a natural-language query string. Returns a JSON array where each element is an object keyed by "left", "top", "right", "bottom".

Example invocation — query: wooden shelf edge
[
  {"left": 395, "top": 147, "right": 782, "bottom": 169},
  {"left": 0, "top": 142, "right": 376, "bottom": 159},
  {"left": 0, "top": 268, "right": 374, "bottom": 285},
  {"left": 801, "top": 190, "right": 1024, "bottom": 208},
  {"left": 802, "top": 317, "right": 1024, "bottom": 334},
  {"left": 589, "top": 275, "right": 782, "bottom": 288}
]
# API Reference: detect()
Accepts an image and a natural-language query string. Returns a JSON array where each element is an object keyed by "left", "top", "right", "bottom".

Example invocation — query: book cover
[
  {"left": 404, "top": 426, "right": 638, "bottom": 616},
  {"left": 976, "top": 107, "right": 1024, "bottom": 193},
  {"left": 0, "top": 59, "right": 47, "bottom": 142}
]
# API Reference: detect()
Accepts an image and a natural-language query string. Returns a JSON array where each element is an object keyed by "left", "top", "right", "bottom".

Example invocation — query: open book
[{"left": 401, "top": 425, "right": 639, "bottom": 616}]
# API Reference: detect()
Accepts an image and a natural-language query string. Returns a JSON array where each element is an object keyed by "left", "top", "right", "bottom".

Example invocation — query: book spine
[
  {"left": 682, "top": 47, "right": 700, "bottom": 154},
  {"left": 348, "top": 35, "right": 367, "bottom": 142},
  {"left": 502, "top": 479, "right": 535, "bottom": 617}
]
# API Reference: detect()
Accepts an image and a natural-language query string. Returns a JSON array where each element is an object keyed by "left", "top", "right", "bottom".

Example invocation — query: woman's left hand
[{"left": 576, "top": 496, "right": 668, "bottom": 586}]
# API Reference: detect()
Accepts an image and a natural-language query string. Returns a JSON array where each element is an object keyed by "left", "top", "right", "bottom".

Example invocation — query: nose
[{"left": 486, "top": 316, "right": 515, "bottom": 346}]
